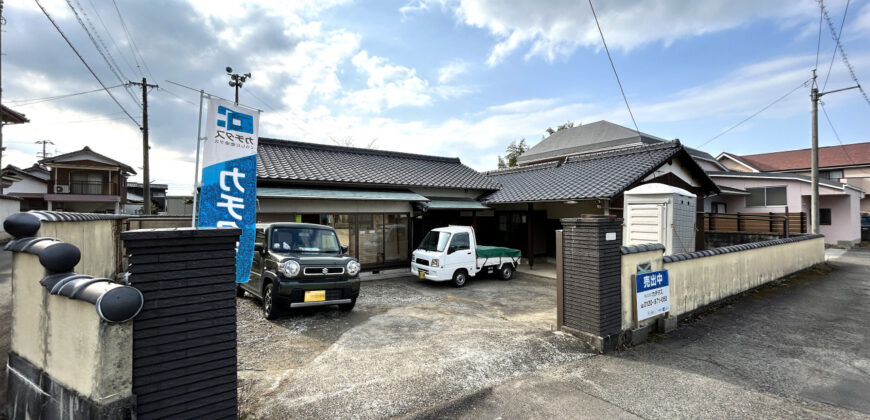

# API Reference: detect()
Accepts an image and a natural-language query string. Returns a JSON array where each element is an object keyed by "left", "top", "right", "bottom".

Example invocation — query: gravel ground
[{"left": 236, "top": 273, "right": 593, "bottom": 419}]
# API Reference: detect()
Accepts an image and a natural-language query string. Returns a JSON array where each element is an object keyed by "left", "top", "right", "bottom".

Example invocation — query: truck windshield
[
  {"left": 271, "top": 227, "right": 341, "bottom": 253},
  {"left": 418, "top": 231, "right": 451, "bottom": 252}
]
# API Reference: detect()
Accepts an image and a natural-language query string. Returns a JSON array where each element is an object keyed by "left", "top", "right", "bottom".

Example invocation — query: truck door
[{"left": 445, "top": 232, "right": 475, "bottom": 274}]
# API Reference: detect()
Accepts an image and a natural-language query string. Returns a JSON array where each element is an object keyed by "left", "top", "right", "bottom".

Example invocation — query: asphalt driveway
[{"left": 236, "top": 272, "right": 592, "bottom": 419}]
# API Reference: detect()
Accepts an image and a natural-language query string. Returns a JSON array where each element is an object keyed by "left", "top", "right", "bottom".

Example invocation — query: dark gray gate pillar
[
  {"left": 121, "top": 227, "right": 241, "bottom": 420},
  {"left": 560, "top": 215, "right": 623, "bottom": 353}
]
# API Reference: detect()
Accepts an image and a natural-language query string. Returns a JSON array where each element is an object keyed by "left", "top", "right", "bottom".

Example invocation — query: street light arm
[{"left": 819, "top": 85, "right": 860, "bottom": 97}]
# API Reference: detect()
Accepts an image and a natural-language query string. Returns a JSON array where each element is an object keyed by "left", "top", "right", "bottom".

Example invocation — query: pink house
[{"left": 704, "top": 171, "right": 863, "bottom": 246}]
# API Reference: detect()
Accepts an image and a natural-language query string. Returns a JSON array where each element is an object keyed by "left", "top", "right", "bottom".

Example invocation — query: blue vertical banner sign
[{"left": 198, "top": 97, "right": 259, "bottom": 283}]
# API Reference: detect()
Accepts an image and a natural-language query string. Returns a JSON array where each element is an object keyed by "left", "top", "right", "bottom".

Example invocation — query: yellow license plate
[
  {"left": 418, "top": 271, "right": 426, "bottom": 279},
  {"left": 304, "top": 290, "right": 326, "bottom": 302}
]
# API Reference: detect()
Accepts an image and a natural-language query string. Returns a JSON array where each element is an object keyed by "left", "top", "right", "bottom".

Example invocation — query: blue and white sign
[
  {"left": 198, "top": 97, "right": 259, "bottom": 283},
  {"left": 636, "top": 270, "right": 670, "bottom": 321}
]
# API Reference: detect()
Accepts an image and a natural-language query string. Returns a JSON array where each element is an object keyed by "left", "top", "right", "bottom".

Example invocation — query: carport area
[{"left": 235, "top": 272, "right": 592, "bottom": 419}]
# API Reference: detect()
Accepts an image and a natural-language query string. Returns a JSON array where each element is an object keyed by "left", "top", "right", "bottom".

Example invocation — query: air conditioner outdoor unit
[{"left": 55, "top": 185, "right": 70, "bottom": 193}]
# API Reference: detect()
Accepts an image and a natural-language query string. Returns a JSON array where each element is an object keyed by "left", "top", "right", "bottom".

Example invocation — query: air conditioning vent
[{"left": 55, "top": 185, "right": 70, "bottom": 193}]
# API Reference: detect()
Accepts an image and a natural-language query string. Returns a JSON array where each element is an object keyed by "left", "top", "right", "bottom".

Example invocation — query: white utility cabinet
[{"left": 623, "top": 183, "right": 697, "bottom": 255}]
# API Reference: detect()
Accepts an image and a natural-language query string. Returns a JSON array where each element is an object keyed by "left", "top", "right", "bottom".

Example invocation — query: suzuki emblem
[{"left": 322, "top": 268, "right": 329, "bottom": 274}]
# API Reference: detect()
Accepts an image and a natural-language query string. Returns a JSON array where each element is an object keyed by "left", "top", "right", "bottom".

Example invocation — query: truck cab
[
  {"left": 411, "top": 226, "right": 520, "bottom": 287},
  {"left": 240, "top": 222, "right": 362, "bottom": 319}
]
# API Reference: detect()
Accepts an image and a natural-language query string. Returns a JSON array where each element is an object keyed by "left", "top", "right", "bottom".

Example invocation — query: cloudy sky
[{"left": 4, "top": 0, "right": 870, "bottom": 194}]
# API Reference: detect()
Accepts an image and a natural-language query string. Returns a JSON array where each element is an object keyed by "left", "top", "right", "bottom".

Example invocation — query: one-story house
[{"left": 255, "top": 138, "right": 499, "bottom": 271}]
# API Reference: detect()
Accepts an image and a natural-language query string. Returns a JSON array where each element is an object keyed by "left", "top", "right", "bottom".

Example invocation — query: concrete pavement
[{"left": 425, "top": 248, "right": 870, "bottom": 419}]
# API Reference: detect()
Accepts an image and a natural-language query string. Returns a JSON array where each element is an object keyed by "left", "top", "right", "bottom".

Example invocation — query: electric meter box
[{"left": 623, "top": 183, "right": 697, "bottom": 255}]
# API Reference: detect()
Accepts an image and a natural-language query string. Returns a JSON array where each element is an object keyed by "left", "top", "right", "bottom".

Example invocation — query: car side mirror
[
  {"left": 447, "top": 246, "right": 456, "bottom": 254},
  {"left": 254, "top": 243, "right": 264, "bottom": 253},
  {"left": 341, "top": 245, "right": 348, "bottom": 254}
]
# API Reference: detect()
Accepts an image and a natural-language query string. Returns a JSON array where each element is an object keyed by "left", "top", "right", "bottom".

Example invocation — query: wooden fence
[{"left": 703, "top": 212, "right": 807, "bottom": 235}]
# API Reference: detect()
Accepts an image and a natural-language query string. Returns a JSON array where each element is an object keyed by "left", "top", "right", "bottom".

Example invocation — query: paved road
[{"left": 430, "top": 248, "right": 870, "bottom": 419}]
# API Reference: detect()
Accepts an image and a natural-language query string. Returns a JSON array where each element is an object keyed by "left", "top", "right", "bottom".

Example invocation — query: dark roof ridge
[
  {"left": 485, "top": 161, "right": 560, "bottom": 176},
  {"left": 260, "top": 137, "right": 462, "bottom": 164},
  {"left": 564, "top": 139, "right": 681, "bottom": 164}
]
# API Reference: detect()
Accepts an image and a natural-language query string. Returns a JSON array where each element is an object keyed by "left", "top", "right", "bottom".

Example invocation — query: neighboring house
[
  {"left": 165, "top": 196, "right": 194, "bottom": 216},
  {"left": 37, "top": 146, "right": 136, "bottom": 214},
  {"left": 126, "top": 182, "right": 169, "bottom": 213},
  {"left": 256, "top": 138, "right": 499, "bottom": 270},
  {"left": 2, "top": 164, "right": 50, "bottom": 210},
  {"left": 706, "top": 171, "right": 863, "bottom": 246},
  {"left": 1, "top": 104, "right": 29, "bottom": 125},
  {"left": 717, "top": 142, "right": 870, "bottom": 212},
  {"left": 484, "top": 139, "right": 719, "bottom": 260}
]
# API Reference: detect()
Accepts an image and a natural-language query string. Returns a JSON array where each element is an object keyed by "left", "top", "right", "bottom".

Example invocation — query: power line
[
  {"left": 820, "top": 102, "right": 856, "bottom": 165},
  {"left": 85, "top": 0, "right": 138, "bottom": 78},
  {"left": 822, "top": 0, "right": 851, "bottom": 91},
  {"left": 697, "top": 78, "right": 812, "bottom": 148},
  {"left": 819, "top": 0, "right": 870, "bottom": 108},
  {"left": 64, "top": 0, "right": 141, "bottom": 108},
  {"left": 157, "top": 87, "right": 197, "bottom": 106},
  {"left": 6, "top": 84, "right": 125, "bottom": 105},
  {"left": 588, "top": 0, "right": 640, "bottom": 136},
  {"left": 33, "top": 0, "right": 140, "bottom": 127},
  {"left": 243, "top": 89, "right": 314, "bottom": 138},
  {"left": 111, "top": 0, "right": 153, "bottom": 80},
  {"left": 814, "top": 0, "right": 823, "bottom": 73}
]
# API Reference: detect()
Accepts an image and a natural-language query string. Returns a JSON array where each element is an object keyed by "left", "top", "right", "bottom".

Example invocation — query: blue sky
[{"left": 4, "top": 0, "right": 870, "bottom": 193}]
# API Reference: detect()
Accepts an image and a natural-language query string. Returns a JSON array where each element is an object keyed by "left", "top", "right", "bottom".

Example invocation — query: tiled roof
[
  {"left": 257, "top": 138, "right": 500, "bottom": 190},
  {"left": 732, "top": 142, "right": 870, "bottom": 171},
  {"left": 517, "top": 120, "right": 666, "bottom": 165},
  {"left": 483, "top": 141, "right": 712, "bottom": 204}
]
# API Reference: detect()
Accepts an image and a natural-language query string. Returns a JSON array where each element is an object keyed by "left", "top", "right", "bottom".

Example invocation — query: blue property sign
[
  {"left": 198, "top": 97, "right": 259, "bottom": 283},
  {"left": 635, "top": 270, "right": 670, "bottom": 321}
]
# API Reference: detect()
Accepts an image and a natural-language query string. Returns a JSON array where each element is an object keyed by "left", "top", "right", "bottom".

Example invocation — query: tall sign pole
[
  {"left": 197, "top": 98, "right": 260, "bottom": 283},
  {"left": 191, "top": 90, "right": 204, "bottom": 227}
]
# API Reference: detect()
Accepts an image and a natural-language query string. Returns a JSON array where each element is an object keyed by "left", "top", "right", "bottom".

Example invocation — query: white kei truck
[{"left": 410, "top": 226, "right": 522, "bottom": 287}]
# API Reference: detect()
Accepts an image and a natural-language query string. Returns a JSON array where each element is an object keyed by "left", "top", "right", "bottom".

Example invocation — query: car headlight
[
  {"left": 346, "top": 260, "right": 361, "bottom": 276},
  {"left": 279, "top": 260, "right": 300, "bottom": 277},
  {"left": 431, "top": 259, "right": 440, "bottom": 268}
]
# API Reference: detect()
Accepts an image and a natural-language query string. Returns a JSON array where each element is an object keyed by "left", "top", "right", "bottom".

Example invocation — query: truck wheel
[
  {"left": 499, "top": 264, "right": 514, "bottom": 280},
  {"left": 452, "top": 269, "right": 468, "bottom": 288},
  {"left": 339, "top": 298, "right": 357, "bottom": 312},
  {"left": 236, "top": 284, "right": 246, "bottom": 297},
  {"left": 263, "top": 282, "right": 279, "bottom": 320}
]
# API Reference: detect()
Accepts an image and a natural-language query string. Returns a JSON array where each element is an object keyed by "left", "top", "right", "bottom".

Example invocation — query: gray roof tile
[
  {"left": 483, "top": 141, "right": 689, "bottom": 203},
  {"left": 257, "top": 138, "right": 500, "bottom": 190}
]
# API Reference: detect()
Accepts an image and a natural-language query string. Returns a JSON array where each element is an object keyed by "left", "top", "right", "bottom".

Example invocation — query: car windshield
[
  {"left": 862, "top": 215, "right": 870, "bottom": 226},
  {"left": 271, "top": 227, "right": 341, "bottom": 253},
  {"left": 418, "top": 231, "right": 451, "bottom": 252}
]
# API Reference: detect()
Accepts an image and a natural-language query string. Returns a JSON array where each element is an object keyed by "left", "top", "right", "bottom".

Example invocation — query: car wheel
[
  {"left": 263, "top": 282, "right": 279, "bottom": 320},
  {"left": 451, "top": 269, "right": 468, "bottom": 288},
  {"left": 499, "top": 264, "right": 513, "bottom": 280},
  {"left": 236, "top": 284, "right": 246, "bottom": 298},
  {"left": 338, "top": 298, "right": 357, "bottom": 312}
]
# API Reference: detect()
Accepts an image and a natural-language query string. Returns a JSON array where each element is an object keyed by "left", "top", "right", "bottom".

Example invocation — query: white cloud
[
  {"left": 344, "top": 51, "right": 433, "bottom": 113},
  {"left": 405, "top": 0, "right": 819, "bottom": 66},
  {"left": 437, "top": 60, "right": 469, "bottom": 83}
]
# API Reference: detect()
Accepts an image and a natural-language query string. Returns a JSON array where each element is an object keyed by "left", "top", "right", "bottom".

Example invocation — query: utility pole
[
  {"left": 128, "top": 77, "right": 158, "bottom": 214},
  {"left": 35, "top": 139, "right": 54, "bottom": 159},
  {"left": 810, "top": 70, "right": 859, "bottom": 234},
  {"left": 225, "top": 66, "right": 251, "bottom": 104}
]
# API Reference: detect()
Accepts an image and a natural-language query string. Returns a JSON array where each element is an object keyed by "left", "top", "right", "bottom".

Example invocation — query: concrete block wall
[
  {"left": 620, "top": 235, "right": 826, "bottom": 331},
  {"left": 559, "top": 216, "right": 623, "bottom": 351}
]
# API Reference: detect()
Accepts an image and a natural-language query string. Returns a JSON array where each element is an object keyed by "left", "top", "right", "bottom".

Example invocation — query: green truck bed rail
[{"left": 476, "top": 245, "right": 521, "bottom": 259}]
